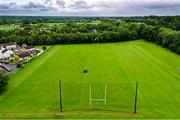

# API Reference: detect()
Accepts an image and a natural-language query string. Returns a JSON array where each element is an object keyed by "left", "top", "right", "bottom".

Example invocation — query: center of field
[{"left": 0, "top": 40, "right": 179, "bottom": 119}]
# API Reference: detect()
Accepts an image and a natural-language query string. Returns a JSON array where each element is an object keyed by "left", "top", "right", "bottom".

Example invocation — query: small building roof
[{"left": 0, "top": 42, "right": 17, "bottom": 47}]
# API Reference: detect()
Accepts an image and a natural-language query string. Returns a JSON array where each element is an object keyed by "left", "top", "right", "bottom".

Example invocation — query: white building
[
  {"left": 0, "top": 42, "right": 17, "bottom": 50},
  {"left": 0, "top": 42, "right": 17, "bottom": 60},
  {"left": 0, "top": 49, "right": 14, "bottom": 59}
]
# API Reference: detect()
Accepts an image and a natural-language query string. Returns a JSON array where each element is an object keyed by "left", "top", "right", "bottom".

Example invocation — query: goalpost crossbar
[{"left": 91, "top": 99, "right": 106, "bottom": 101}]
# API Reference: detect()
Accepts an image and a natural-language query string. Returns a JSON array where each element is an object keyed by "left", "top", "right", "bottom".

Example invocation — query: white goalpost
[{"left": 89, "top": 83, "right": 107, "bottom": 105}]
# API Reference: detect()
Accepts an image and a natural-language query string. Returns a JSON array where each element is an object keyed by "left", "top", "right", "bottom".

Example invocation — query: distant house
[
  {"left": 92, "top": 29, "right": 97, "bottom": 33},
  {"left": 0, "top": 42, "right": 17, "bottom": 61},
  {"left": 0, "top": 49, "right": 14, "bottom": 60},
  {"left": 0, "top": 42, "right": 43, "bottom": 65},
  {"left": 0, "top": 42, "right": 17, "bottom": 50}
]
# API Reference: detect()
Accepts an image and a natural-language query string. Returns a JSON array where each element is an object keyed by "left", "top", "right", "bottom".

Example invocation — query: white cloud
[{"left": 0, "top": 0, "right": 180, "bottom": 16}]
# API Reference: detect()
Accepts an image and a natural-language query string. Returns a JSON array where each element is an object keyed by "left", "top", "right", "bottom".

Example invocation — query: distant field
[
  {"left": 0, "top": 40, "right": 179, "bottom": 119},
  {"left": 0, "top": 25, "right": 20, "bottom": 30},
  {"left": 45, "top": 23, "right": 65, "bottom": 27},
  {"left": 45, "top": 21, "right": 102, "bottom": 26},
  {"left": 77, "top": 20, "right": 102, "bottom": 25}
]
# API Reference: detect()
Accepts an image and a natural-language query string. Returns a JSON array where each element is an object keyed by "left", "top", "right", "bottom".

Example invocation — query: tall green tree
[{"left": 174, "top": 16, "right": 180, "bottom": 30}]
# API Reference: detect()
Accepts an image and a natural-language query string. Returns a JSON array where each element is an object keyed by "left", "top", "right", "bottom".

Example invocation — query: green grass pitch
[{"left": 0, "top": 40, "right": 179, "bottom": 119}]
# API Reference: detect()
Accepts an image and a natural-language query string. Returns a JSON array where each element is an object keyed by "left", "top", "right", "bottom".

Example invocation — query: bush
[
  {"left": 14, "top": 55, "right": 20, "bottom": 62},
  {"left": 42, "top": 46, "right": 47, "bottom": 51},
  {"left": 176, "top": 47, "right": 180, "bottom": 54},
  {"left": 17, "top": 62, "right": 24, "bottom": 68},
  {"left": 9, "top": 58, "right": 14, "bottom": 63},
  {"left": 0, "top": 71, "right": 9, "bottom": 94}
]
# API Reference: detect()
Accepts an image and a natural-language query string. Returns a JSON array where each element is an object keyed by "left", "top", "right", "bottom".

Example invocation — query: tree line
[
  {"left": 0, "top": 21, "right": 179, "bottom": 54},
  {"left": 122, "top": 16, "right": 180, "bottom": 31},
  {"left": 1, "top": 16, "right": 180, "bottom": 30}
]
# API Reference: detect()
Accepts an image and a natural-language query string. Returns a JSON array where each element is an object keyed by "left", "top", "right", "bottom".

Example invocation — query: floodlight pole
[
  {"left": 89, "top": 83, "right": 92, "bottom": 105},
  {"left": 104, "top": 84, "right": 107, "bottom": 105},
  {"left": 134, "top": 81, "right": 138, "bottom": 114},
  {"left": 59, "top": 80, "right": 63, "bottom": 112}
]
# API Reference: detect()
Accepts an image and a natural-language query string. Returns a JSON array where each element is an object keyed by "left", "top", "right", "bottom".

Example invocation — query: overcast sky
[{"left": 0, "top": 0, "right": 180, "bottom": 16}]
